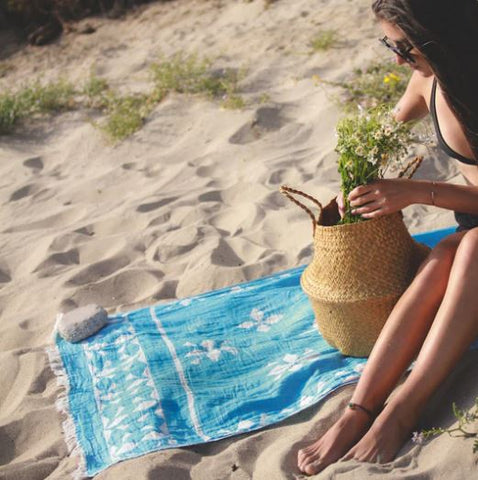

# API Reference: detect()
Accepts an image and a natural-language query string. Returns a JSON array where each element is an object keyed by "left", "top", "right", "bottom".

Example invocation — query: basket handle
[
  {"left": 398, "top": 155, "right": 423, "bottom": 179},
  {"left": 280, "top": 185, "right": 323, "bottom": 235}
]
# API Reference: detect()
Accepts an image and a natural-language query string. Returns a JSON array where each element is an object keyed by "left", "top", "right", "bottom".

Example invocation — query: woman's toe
[
  {"left": 341, "top": 448, "right": 356, "bottom": 461},
  {"left": 303, "top": 459, "right": 323, "bottom": 476}
]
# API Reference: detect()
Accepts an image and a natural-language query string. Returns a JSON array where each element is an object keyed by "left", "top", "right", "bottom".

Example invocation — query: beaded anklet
[{"left": 348, "top": 402, "right": 375, "bottom": 421}]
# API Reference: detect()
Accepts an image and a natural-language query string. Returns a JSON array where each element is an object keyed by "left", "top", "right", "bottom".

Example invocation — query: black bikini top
[{"left": 430, "top": 78, "right": 476, "bottom": 165}]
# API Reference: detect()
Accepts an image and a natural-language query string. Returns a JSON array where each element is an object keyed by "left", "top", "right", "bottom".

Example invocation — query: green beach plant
[
  {"left": 151, "top": 54, "right": 238, "bottom": 98},
  {"left": 99, "top": 93, "right": 154, "bottom": 142},
  {"left": 258, "top": 92, "right": 271, "bottom": 104},
  {"left": 310, "top": 30, "right": 339, "bottom": 52},
  {"left": 0, "top": 54, "right": 247, "bottom": 140},
  {"left": 0, "top": 92, "right": 21, "bottom": 133},
  {"left": 220, "top": 92, "right": 246, "bottom": 110},
  {"left": 16, "top": 79, "right": 76, "bottom": 113},
  {"left": 335, "top": 106, "right": 413, "bottom": 224},
  {"left": 80, "top": 73, "right": 154, "bottom": 142},
  {"left": 0, "top": 78, "right": 76, "bottom": 134},
  {"left": 82, "top": 73, "right": 110, "bottom": 107},
  {"left": 314, "top": 60, "right": 411, "bottom": 109},
  {"left": 0, "top": 62, "right": 13, "bottom": 78},
  {"left": 415, "top": 398, "right": 478, "bottom": 453}
]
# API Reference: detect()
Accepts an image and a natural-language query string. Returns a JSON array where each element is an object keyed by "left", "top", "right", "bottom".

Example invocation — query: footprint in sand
[
  {"left": 136, "top": 196, "right": 178, "bottom": 213},
  {"left": 148, "top": 226, "right": 201, "bottom": 264},
  {"left": 209, "top": 204, "right": 265, "bottom": 236},
  {"left": 26, "top": 362, "right": 52, "bottom": 395},
  {"left": 121, "top": 162, "right": 136, "bottom": 170},
  {"left": 9, "top": 184, "right": 40, "bottom": 202},
  {"left": 0, "top": 263, "right": 11, "bottom": 283},
  {"left": 211, "top": 239, "right": 245, "bottom": 267},
  {"left": 44, "top": 228, "right": 95, "bottom": 255},
  {"left": 198, "top": 190, "right": 222, "bottom": 203},
  {"left": 68, "top": 269, "right": 164, "bottom": 307},
  {"left": 33, "top": 248, "right": 80, "bottom": 278},
  {"left": 65, "top": 255, "right": 131, "bottom": 287},
  {"left": 22, "top": 156, "right": 44, "bottom": 172},
  {"left": 152, "top": 280, "right": 179, "bottom": 302},
  {"left": 74, "top": 225, "right": 95, "bottom": 237},
  {"left": 0, "top": 408, "right": 64, "bottom": 468},
  {"left": 229, "top": 106, "right": 290, "bottom": 145},
  {"left": 147, "top": 212, "right": 172, "bottom": 228},
  {"left": 0, "top": 428, "right": 14, "bottom": 464},
  {"left": 267, "top": 168, "right": 289, "bottom": 186},
  {"left": 152, "top": 243, "right": 197, "bottom": 264},
  {"left": 3, "top": 208, "right": 85, "bottom": 233}
]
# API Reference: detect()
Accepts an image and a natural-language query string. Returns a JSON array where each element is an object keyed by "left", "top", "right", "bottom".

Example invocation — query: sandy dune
[{"left": 0, "top": 1, "right": 475, "bottom": 479}]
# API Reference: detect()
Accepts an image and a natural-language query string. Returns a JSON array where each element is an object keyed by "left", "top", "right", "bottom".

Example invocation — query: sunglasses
[{"left": 379, "top": 36, "right": 416, "bottom": 64}]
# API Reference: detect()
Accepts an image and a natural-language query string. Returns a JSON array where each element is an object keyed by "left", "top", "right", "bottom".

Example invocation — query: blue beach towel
[{"left": 47, "top": 227, "right": 456, "bottom": 478}]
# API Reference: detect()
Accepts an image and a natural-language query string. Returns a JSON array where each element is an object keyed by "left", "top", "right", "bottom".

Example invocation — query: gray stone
[{"left": 58, "top": 304, "right": 108, "bottom": 342}]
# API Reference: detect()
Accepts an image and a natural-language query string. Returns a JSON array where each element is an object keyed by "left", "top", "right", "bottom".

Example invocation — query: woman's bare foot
[
  {"left": 297, "top": 407, "right": 373, "bottom": 475},
  {"left": 342, "top": 402, "right": 417, "bottom": 464}
]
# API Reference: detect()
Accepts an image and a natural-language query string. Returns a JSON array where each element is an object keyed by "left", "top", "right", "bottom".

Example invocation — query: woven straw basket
[{"left": 280, "top": 159, "right": 430, "bottom": 357}]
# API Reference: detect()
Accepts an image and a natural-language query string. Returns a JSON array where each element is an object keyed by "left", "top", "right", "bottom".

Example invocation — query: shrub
[
  {"left": 315, "top": 60, "right": 411, "bottom": 109},
  {"left": 310, "top": 30, "right": 338, "bottom": 52}
]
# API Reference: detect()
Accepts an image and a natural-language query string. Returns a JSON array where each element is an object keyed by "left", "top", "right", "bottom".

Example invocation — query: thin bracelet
[
  {"left": 430, "top": 181, "right": 436, "bottom": 206},
  {"left": 348, "top": 402, "right": 375, "bottom": 420}
]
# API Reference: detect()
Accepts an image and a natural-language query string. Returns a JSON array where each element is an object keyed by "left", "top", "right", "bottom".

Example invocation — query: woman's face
[{"left": 379, "top": 20, "right": 434, "bottom": 77}]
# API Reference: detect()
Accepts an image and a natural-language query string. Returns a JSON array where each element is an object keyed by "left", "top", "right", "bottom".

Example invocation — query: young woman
[{"left": 297, "top": 0, "right": 478, "bottom": 475}]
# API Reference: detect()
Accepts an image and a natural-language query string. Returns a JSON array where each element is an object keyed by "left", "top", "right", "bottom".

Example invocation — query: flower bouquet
[{"left": 335, "top": 106, "right": 413, "bottom": 223}]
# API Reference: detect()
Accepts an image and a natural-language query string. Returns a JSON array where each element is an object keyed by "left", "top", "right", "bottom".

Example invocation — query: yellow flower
[
  {"left": 312, "top": 74, "right": 322, "bottom": 85},
  {"left": 383, "top": 73, "right": 400, "bottom": 84}
]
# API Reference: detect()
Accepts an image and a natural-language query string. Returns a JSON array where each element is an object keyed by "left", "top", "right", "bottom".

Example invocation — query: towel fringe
[{"left": 46, "top": 343, "right": 89, "bottom": 480}]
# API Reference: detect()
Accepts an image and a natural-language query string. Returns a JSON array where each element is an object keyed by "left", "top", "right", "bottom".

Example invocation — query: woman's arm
[
  {"left": 411, "top": 179, "right": 478, "bottom": 214},
  {"left": 393, "top": 70, "right": 430, "bottom": 123}
]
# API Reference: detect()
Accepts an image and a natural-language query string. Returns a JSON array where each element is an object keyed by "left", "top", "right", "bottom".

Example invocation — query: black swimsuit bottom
[{"left": 430, "top": 78, "right": 478, "bottom": 231}]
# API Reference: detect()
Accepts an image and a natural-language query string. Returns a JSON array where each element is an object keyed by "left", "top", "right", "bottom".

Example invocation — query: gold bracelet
[{"left": 431, "top": 181, "right": 436, "bottom": 206}]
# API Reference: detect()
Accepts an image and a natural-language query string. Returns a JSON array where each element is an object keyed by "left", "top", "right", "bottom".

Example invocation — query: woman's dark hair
[{"left": 372, "top": 0, "right": 478, "bottom": 164}]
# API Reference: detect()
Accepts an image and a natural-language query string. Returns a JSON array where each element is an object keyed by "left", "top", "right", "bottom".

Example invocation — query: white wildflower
[
  {"left": 355, "top": 145, "right": 365, "bottom": 156},
  {"left": 411, "top": 431, "right": 425, "bottom": 445},
  {"left": 383, "top": 125, "right": 393, "bottom": 136}
]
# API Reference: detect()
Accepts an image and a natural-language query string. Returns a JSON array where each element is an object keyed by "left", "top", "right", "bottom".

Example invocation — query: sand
[{"left": 1, "top": 0, "right": 477, "bottom": 479}]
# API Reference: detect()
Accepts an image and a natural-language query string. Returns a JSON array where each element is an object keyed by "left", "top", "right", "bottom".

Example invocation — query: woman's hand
[
  {"left": 348, "top": 179, "right": 415, "bottom": 219},
  {"left": 336, "top": 191, "right": 345, "bottom": 218}
]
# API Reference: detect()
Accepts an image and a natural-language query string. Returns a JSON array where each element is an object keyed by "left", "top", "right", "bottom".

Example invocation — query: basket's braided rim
[
  {"left": 280, "top": 185, "right": 323, "bottom": 235},
  {"left": 280, "top": 156, "right": 423, "bottom": 234},
  {"left": 398, "top": 155, "right": 423, "bottom": 179}
]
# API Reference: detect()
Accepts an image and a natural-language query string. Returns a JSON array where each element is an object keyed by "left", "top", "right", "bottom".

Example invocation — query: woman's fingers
[
  {"left": 352, "top": 202, "right": 383, "bottom": 215},
  {"left": 357, "top": 207, "right": 384, "bottom": 219},
  {"left": 336, "top": 192, "right": 345, "bottom": 218},
  {"left": 349, "top": 191, "right": 376, "bottom": 208},
  {"left": 348, "top": 184, "right": 373, "bottom": 201},
  {"left": 337, "top": 192, "right": 344, "bottom": 208}
]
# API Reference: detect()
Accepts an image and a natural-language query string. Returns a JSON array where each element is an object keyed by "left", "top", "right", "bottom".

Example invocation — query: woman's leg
[
  {"left": 343, "top": 228, "right": 478, "bottom": 463},
  {"left": 297, "top": 232, "right": 466, "bottom": 475}
]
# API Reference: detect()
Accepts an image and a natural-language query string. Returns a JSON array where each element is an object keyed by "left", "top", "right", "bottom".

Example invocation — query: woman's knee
[
  {"left": 454, "top": 228, "right": 478, "bottom": 264},
  {"left": 427, "top": 233, "right": 464, "bottom": 266},
  {"left": 412, "top": 235, "right": 461, "bottom": 291}
]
